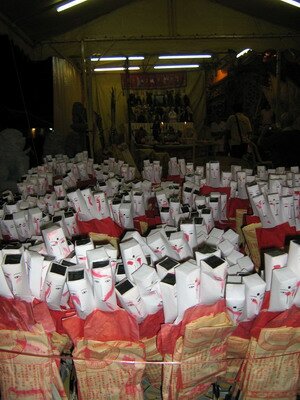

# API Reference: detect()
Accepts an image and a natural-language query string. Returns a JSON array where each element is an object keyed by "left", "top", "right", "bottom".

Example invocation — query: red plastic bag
[
  {"left": 0, "top": 297, "right": 35, "bottom": 331},
  {"left": 157, "top": 300, "right": 226, "bottom": 355},
  {"left": 180, "top": 299, "right": 226, "bottom": 335},
  {"left": 157, "top": 322, "right": 181, "bottom": 355},
  {"left": 62, "top": 314, "right": 85, "bottom": 343},
  {"left": 76, "top": 216, "right": 124, "bottom": 238},
  {"left": 266, "top": 305, "right": 300, "bottom": 329},
  {"left": 32, "top": 300, "right": 56, "bottom": 333},
  {"left": 232, "top": 320, "right": 254, "bottom": 340},
  {"left": 84, "top": 309, "right": 139, "bottom": 342},
  {"left": 49, "top": 309, "right": 76, "bottom": 335},
  {"left": 139, "top": 309, "right": 164, "bottom": 339}
]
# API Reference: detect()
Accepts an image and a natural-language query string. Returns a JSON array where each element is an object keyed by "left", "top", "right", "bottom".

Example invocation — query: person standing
[{"left": 226, "top": 104, "right": 252, "bottom": 158}]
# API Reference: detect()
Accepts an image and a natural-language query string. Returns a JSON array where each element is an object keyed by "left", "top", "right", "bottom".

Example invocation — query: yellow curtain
[
  {"left": 53, "top": 57, "right": 83, "bottom": 136},
  {"left": 92, "top": 70, "right": 206, "bottom": 145},
  {"left": 92, "top": 73, "right": 128, "bottom": 145}
]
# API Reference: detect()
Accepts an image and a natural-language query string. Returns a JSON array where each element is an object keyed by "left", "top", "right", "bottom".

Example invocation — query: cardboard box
[
  {"left": 43, "top": 262, "right": 67, "bottom": 310},
  {"left": 269, "top": 267, "right": 298, "bottom": 311},
  {"left": 2, "top": 254, "right": 31, "bottom": 300},
  {"left": 280, "top": 195, "right": 295, "bottom": 227},
  {"left": 206, "top": 161, "right": 220, "bottom": 187},
  {"left": 86, "top": 247, "right": 109, "bottom": 270},
  {"left": 75, "top": 238, "right": 94, "bottom": 266},
  {"left": 175, "top": 259, "right": 200, "bottom": 321},
  {"left": 132, "top": 265, "right": 162, "bottom": 314},
  {"left": 119, "top": 202, "right": 134, "bottom": 229},
  {"left": 237, "top": 256, "right": 254, "bottom": 273},
  {"left": 231, "top": 165, "right": 242, "bottom": 181},
  {"left": 226, "top": 282, "right": 245, "bottom": 324},
  {"left": 195, "top": 243, "right": 221, "bottom": 265},
  {"left": 252, "top": 194, "right": 276, "bottom": 228},
  {"left": 218, "top": 239, "right": 234, "bottom": 258},
  {"left": 156, "top": 256, "right": 180, "bottom": 279},
  {"left": 115, "top": 262, "right": 126, "bottom": 283},
  {"left": 264, "top": 248, "right": 288, "bottom": 291},
  {"left": 115, "top": 279, "right": 147, "bottom": 322},
  {"left": 147, "top": 231, "right": 177, "bottom": 260},
  {"left": 119, "top": 238, "right": 147, "bottom": 280},
  {"left": 200, "top": 208, "right": 214, "bottom": 233},
  {"left": 159, "top": 273, "right": 177, "bottom": 323},
  {"left": 221, "top": 171, "right": 232, "bottom": 187},
  {"left": 13, "top": 211, "right": 31, "bottom": 241},
  {"left": 91, "top": 260, "right": 117, "bottom": 312},
  {"left": 242, "top": 273, "right": 266, "bottom": 320},
  {"left": 236, "top": 171, "right": 247, "bottom": 199},
  {"left": 93, "top": 191, "right": 111, "bottom": 219},
  {"left": 169, "top": 231, "right": 193, "bottom": 261},
  {"left": 199, "top": 255, "right": 228, "bottom": 304},
  {"left": 64, "top": 210, "right": 79, "bottom": 237},
  {"left": 42, "top": 224, "right": 71, "bottom": 260},
  {"left": 286, "top": 239, "right": 300, "bottom": 306},
  {"left": 222, "top": 229, "right": 239, "bottom": 248},
  {"left": 226, "top": 249, "right": 244, "bottom": 266},
  {"left": 81, "top": 188, "right": 98, "bottom": 218},
  {"left": 67, "top": 268, "right": 96, "bottom": 318},
  {"left": 25, "top": 250, "right": 45, "bottom": 300},
  {"left": 179, "top": 219, "right": 197, "bottom": 250},
  {"left": 132, "top": 192, "right": 145, "bottom": 217}
]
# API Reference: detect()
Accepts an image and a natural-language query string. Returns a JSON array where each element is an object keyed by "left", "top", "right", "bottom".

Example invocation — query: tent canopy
[{"left": 0, "top": 0, "right": 300, "bottom": 60}]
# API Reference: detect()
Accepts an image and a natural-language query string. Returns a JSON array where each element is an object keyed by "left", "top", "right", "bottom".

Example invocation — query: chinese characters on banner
[{"left": 121, "top": 72, "right": 187, "bottom": 90}]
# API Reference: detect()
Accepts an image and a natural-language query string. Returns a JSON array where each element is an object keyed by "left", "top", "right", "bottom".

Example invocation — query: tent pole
[{"left": 81, "top": 40, "right": 94, "bottom": 158}]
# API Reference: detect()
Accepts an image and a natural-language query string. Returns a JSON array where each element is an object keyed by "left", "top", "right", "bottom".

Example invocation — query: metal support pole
[
  {"left": 275, "top": 50, "right": 281, "bottom": 127},
  {"left": 81, "top": 40, "right": 94, "bottom": 158}
]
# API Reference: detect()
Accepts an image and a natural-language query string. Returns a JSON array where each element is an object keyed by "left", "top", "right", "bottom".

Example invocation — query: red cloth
[
  {"left": 227, "top": 198, "right": 250, "bottom": 219},
  {"left": 133, "top": 216, "right": 148, "bottom": 234},
  {"left": 164, "top": 175, "right": 185, "bottom": 184},
  {"left": 215, "top": 220, "right": 236, "bottom": 230},
  {"left": 76, "top": 216, "right": 124, "bottom": 238},
  {"left": 244, "top": 214, "right": 260, "bottom": 225},
  {"left": 256, "top": 222, "right": 299, "bottom": 249},
  {"left": 200, "top": 186, "right": 231, "bottom": 198}
]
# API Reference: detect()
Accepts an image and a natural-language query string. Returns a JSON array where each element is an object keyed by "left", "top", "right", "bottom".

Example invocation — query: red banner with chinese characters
[{"left": 121, "top": 71, "right": 187, "bottom": 90}]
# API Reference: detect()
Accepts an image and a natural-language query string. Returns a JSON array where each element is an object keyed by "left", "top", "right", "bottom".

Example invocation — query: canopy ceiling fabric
[{"left": 1, "top": 0, "right": 300, "bottom": 60}]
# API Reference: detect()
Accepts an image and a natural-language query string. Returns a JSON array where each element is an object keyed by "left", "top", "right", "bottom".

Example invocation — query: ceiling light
[
  {"left": 90, "top": 57, "right": 99, "bottom": 62},
  {"left": 236, "top": 48, "right": 252, "bottom": 58},
  {"left": 57, "top": 0, "right": 88, "bottom": 12},
  {"left": 279, "top": 0, "right": 300, "bottom": 7},
  {"left": 128, "top": 56, "right": 145, "bottom": 60},
  {"left": 99, "top": 56, "right": 127, "bottom": 61},
  {"left": 154, "top": 64, "right": 200, "bottom": 70},
  {"left": 94, "top": 66, "right": 140, "bottom": 72},
  {"left": 94, "top": 67, "right": 124, "bottom": 72},
  {"left": 159, "top": 55, "right": 211, "bottom": 59}
]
